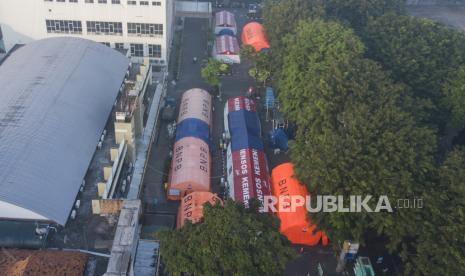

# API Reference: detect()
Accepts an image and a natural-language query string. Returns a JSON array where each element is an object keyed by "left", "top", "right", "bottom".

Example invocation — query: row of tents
[
  {"left": 212, "top": 10, "right": 271, "bottom": 64},
  {"left": 170, "top": 93, "right": 327, "bottom": 247}
]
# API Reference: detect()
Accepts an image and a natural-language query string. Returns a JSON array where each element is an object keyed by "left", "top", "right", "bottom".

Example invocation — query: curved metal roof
[{"left": 0, "top": 37, "right": 129, "bottom": 225}]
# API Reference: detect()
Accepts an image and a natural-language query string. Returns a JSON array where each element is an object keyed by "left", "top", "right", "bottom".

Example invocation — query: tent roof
[
  {"left": 215, "top": 35, "right": 240, "bottom": 54},
  {"left": 215, "top": 10, "right": 236, "bottom": 27},
  {"left": 241, "top": 22, "right": 270, "bottom": 52},
  {"left": 270, "top": 163, "right": 328, "bottom": 246},
  {"left": 0, "top": 37, "right": 129, "bottom": 225}
]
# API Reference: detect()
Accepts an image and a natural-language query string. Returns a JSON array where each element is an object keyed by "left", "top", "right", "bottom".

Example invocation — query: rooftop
[
  {"left": 0, "top": 37, "right": 129, "bottom": 225},
  {"left": 0, "top": 249, "right": 87, "bottom": 275}
]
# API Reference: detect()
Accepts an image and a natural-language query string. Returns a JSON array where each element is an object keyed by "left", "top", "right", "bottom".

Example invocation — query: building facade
[{"left": 0, "top": 0, "right": 174, "bottom": 64}]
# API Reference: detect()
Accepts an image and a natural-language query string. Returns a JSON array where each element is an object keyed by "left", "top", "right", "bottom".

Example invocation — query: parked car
[{"left": 161, "top": 96, "right": 176, "bottom": 121}]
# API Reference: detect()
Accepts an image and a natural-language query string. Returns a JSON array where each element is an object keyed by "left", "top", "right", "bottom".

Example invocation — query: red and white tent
[
  {"left": 213, "top": 35, "right": 241, "bottom": 64},
  {"left": 214, "top": 10, "right": 237, "bottom": 35}
]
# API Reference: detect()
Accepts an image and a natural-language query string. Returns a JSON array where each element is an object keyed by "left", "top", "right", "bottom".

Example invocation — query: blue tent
[
  {"left": 269, "top": 128, "right": 289, "bottom": 151},
  {"left": 175, "top": 118, "right": 210, "bottom": 144},
  {"left": 228, "top": 110, "right": 264, "bottom": 151},
  {"left": 217, "top": 28, "right": 235, "bottom": 37},
  {"left": 265, "top": 87, "right": 274, "bottom": 108}
]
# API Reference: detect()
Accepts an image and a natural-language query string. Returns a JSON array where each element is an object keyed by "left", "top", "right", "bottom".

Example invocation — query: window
[
  {"left": 46, "top": 20, "right": 82, "bottom": 34},
  {"left": 127, "top": 0, "right": 136, "bottom": 4},
  {"left": 111, "top": 0, "right": 120, "bottom": 3},
  {"left": 69, "top": 0, "right": 78, "bottom": 2},
  {"left": 98, "top": 0, "right": 107, "bottom": 3},
  {"left": 140, "top": 1, "right": 149, "bottom": 5},
  {"left": 152, "top": 1, "right": 161, "bottom": 5},
  {"left": 44, "top": 0, "right": 53, "bottom": 2},
  {"left": 85, "top": 0, "right": 94, "bottom": 2},
  {"left": 148, "top": 44, "right": 161, "bottom": 58},
  {"left": 127, "top": 23, "right": 163, "bottom": 36},
  {"left": 57, "top": 0, "right": 65, "bottom": 2},
  {"left": 130, "top": 43, "right": 144, "bottom": 57},
  {"left": 101, "top": 42, "right": 110, "bottom": 47},
  {"left": 87, "top": 21, "right": 123, "bottom": 35},
  {"left": 115, "top": 43, "right": 124, "bottom": 49}
]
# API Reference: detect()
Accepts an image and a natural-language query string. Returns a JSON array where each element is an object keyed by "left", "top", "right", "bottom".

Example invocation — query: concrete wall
[{"left": 0, "top": 0, "right": 174, "bottom": 62}]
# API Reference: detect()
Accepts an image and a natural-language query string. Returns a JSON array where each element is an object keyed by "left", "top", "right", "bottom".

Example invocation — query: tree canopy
[
  {"left": 363, "top": 14, "right": 465, "bottom": 130},
  {"left": 201, "top": 58, "right": 221, "bottom": 87},
  {"left": 324, "top": 0, "right": 405, "bottom": 30},
  {"left": 441, "top": 65, "right": 465, "bottom": 128},
  {"left": 156, "top": 200, "right": 296, "bottom": 276},
  {"left": 406, "top": 147, "right": 465, "bottom": 275},
  {"left": 241, "top": 45, "right": 271, "bottom": 86},
  {"left": 278, "top": 18, "right": 436, "bottom": 256},
  {"left": 262, "top": 0, "right": 325, "bottom": 70}
]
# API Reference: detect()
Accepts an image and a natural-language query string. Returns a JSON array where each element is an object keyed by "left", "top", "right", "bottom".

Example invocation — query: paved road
[{"left": 408, "top": 5, "right": 465, "bottom": 30}]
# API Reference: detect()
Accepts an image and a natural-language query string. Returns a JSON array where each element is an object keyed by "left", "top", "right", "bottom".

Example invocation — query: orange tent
[
  {"left": 271, "top": 163, "right": 328, "bottom": 246},
  {"left": 241, "top": 22, "right": 270, "bottom": 53},
  {"left": 167, "top": 137, "right": 210, "bottom": 200},
  {"left": 176, "top": 192, "right": 222, "bottom": 229}
]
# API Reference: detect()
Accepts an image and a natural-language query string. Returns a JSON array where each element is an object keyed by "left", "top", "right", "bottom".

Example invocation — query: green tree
[
  {"left": 363, "top": 14, "right": 465, "bottom": 130},
  {"left": 201, "top": 58, "right": 221, "bottom": 87},
  {"left": 324, "top": 0, "right": 405, "bottom": 30},
  {"left": 262, "top": 0, "right": 325, "bottom": 70},
  {"left": 405, "top": 147, "right": 465, "bottom": 275},
  {"left": 156, "top": 200, "right": 296, "bottom": 276},
  {"left": 278, "top": 19, "right": 436, "bottom": 255},
  {"left": 241, "top": 45, "right": 271, "bottom": 87},
  {"left": 442, "top": 66, "right": 465, "bottom": 128}
]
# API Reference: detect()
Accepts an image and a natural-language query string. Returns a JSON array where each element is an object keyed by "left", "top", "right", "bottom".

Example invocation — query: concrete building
[{"left": 0, "top": 0, "right": 175, "bottom": 64}]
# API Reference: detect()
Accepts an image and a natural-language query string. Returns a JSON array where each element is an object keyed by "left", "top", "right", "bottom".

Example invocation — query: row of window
[
  {"left": 46, "top": 20, "right": 163, "bottom": 36},
  {"left": 87, "top": 21, "right": 123, "bottom": 35},
  {"left": 127, "top": 23, "right": 163, "bottom": 36},
  {"left": 100, "top": 42, "right": 161, "bottom": 58},
  {"left": 44, "top": 0, "right": 162, "bottom": 5},
  {"left": 46, "top": 20, "right": 82, "bottom": 34}
]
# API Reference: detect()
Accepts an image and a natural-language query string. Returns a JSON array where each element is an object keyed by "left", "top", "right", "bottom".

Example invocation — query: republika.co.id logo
[{"left": 263, "top": 195, "right": 423, "bottom": 213}]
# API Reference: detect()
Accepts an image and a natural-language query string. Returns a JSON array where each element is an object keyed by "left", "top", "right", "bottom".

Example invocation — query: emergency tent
[
  {"left": 228, "top": 111, "right": 263, "bottom": 151},
  {"left": 271, "top": 163, "right": 328, "bottom": 246},
  {"left": 177, "top": 88, "right": 212, "bottom": 127},
  {"left": 225, "top": 97, "right": 262, "bottom": 151},
  {"left": 241, "top": 22, "right": 270, "bottom": 53},
  {"left": 226, "top": 145, "right": 271, "bottom": 212},
  {"left": 168, "top": 137, "right": 211, "bottom": 200},
  {"left": 218, "top": 28, "right": 235, "bottom": 37},
  {"left": 175, "top": 118, "right": 210, "bottom": 145},
  {"left": 269, "top": 128, "right": 289, "bottom": 152},
  {"left": 213, "top": 35, "right": 241, "bottom": 64},
  {"left": 214, "top": 10, "right": 237, "bottom": 35},
  {"left": 177, "top": 192, "right": 222, "bottom": 228}
]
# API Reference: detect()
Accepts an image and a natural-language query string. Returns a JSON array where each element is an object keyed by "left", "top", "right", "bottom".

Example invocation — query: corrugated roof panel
[{"left": 0, "top": 37, "right": 129, "bottom": 225}]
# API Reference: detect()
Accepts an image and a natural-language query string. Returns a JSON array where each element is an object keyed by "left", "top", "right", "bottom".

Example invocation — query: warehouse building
[{"left": 0, "top": 37, "right": 129, "bottom": 231}]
